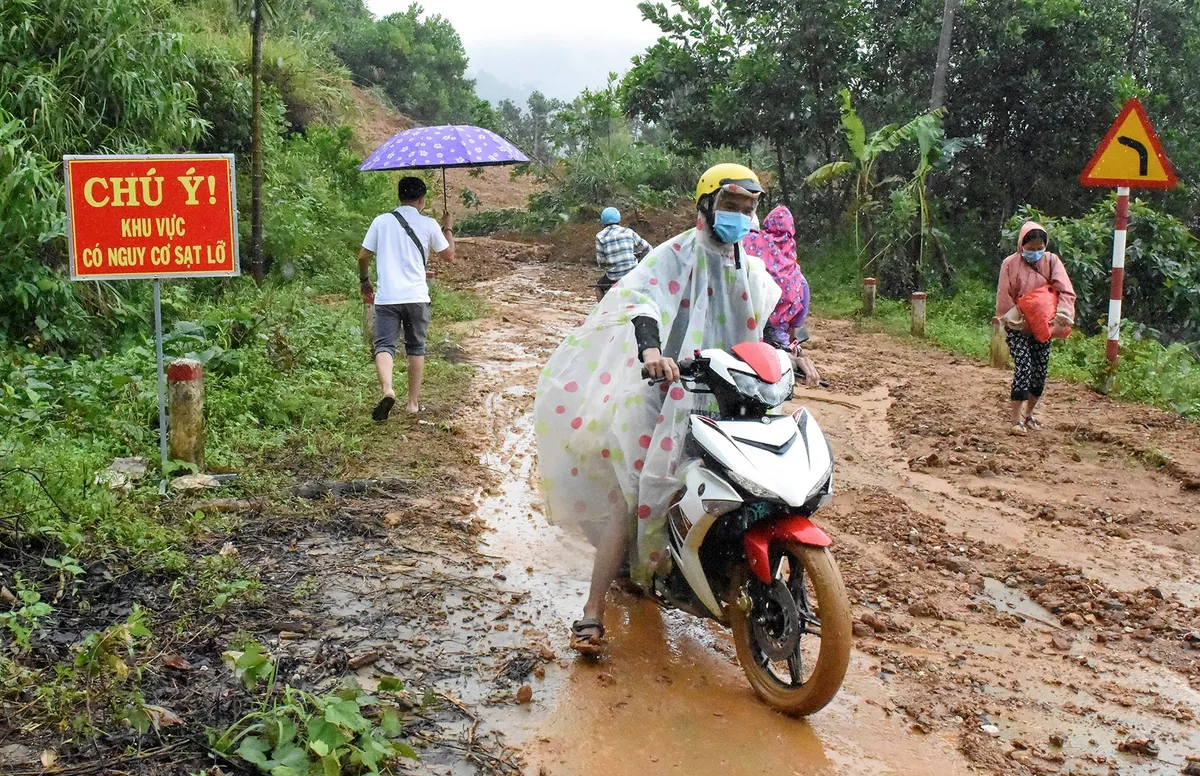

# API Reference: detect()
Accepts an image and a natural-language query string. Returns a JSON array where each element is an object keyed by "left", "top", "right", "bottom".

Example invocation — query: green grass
[
  {"left": 0, "top": 0, "right": 490, "bottom": 746},
  {"left": 804, "top": 240, "right": 1200, "bottom": 418},
  {"left": 0, "top": 271, "right": 483, "bottom": 734},
  {"left": 0, "top": 276, "right": 482, "bottom": 560}
]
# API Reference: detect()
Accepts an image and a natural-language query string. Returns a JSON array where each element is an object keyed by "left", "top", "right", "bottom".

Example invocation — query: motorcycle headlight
[
  {"left": 800, "top": 467, "right": 834, "bottom": 513},
  {"left": 725, "top": 468, "right": 782, "bottom": 502},
  {"left": 730, "top": 369, "right": 794, "bottom": 409}
]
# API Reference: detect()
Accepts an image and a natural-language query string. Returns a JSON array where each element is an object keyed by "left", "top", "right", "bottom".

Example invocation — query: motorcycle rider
[
  {"left": 533, "top": 164, "right": 782, "bottom": 653},
  {"left": 595, "top": 207, "right": 653, "bottom": 301}
]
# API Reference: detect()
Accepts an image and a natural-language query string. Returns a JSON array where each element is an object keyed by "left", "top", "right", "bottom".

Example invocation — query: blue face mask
[
  {"left": 1022, "top": 248, "right": 1046, "bottom": 264},
  {"left": 712, "top": 210, "right": 753, "bottom": 244}
]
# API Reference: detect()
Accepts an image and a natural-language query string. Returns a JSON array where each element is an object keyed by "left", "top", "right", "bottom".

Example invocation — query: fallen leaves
[{"left": 144, "top": 705, "right": 184, "bottom": 732}]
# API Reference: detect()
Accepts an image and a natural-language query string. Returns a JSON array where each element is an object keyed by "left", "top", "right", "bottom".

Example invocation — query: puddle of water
[
  {"left": 975, "top": 576, "right": 1059, "bottom": 628},
  {"left": 518, "top": 594, "right": 983, "bottom": 776},
  {"left": 526, "top": 597, "right": 837, "bottom": 776}
]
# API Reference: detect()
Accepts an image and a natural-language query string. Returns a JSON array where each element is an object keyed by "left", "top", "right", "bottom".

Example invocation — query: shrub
[
  {"left": 807, "top": 237, "right": 1200, "bottom": 417},
  {"left": 0, "top": 0, "right": 206, "bottom": 347},
  {"left": 556, "top": 136, "right": 693, "bottom": 211},
  {"left": 1006, "top": 199, "right": 1200, "bottom": 344},
  {"left": 456, "top": 209, "right": 527, "bottom": 237}
]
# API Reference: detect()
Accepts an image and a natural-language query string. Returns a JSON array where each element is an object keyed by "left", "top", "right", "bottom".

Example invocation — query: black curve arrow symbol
[{"left": 1118, "top": 136, "right": 1149, "bottom": 176}]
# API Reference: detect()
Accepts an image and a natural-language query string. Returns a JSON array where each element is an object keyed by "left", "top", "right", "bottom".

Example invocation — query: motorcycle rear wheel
[{"left": 728, "top": 543, "right": 852, "bottom": 716}]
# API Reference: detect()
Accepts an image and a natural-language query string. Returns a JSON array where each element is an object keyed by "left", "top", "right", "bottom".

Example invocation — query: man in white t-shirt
[{"left": 358, "top": 176, "right": 455, "bottom": 420}]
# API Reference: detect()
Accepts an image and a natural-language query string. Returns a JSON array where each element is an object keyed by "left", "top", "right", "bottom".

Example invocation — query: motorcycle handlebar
[
  {"left": 639, "top": 354, "right": 829, "bottom": 388},
  {"left": 641, "top": 358, "right": 697, "bottom": 382}
]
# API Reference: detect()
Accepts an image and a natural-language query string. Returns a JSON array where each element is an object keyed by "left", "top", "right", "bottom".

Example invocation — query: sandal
[
  {"left": 372, "top": 396, "right": 396, "bottom": 422},
  {"left": 406, "top": 403, "right": 428, "bottom": 415},
  {"left": 1024, "top": 415, "right": 1042, "bottom": 431},
  {"left": 1009, "top": 423, "right": 1027, "bottom": 436},
  {"left": 569, "top": 618, "right": 605, "bottom": 655}
]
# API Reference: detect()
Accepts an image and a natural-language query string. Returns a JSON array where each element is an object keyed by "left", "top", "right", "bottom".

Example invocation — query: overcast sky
[{"left": 363, "top": 0, "right": 666, "bottom": 102}]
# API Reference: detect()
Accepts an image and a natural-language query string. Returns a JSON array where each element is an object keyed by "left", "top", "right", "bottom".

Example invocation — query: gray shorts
[{"left": 373, "top": 303, "right": 430, "bottom": 357}]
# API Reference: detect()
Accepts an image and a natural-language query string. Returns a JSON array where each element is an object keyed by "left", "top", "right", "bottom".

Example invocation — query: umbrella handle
[{"left": 442, "top": 167, "right": 448, "bottom": 216}]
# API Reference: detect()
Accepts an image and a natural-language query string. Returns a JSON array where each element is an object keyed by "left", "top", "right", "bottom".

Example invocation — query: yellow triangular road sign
[{"left": 1081, "top": 98, "right": 1177, "bottom": 189}]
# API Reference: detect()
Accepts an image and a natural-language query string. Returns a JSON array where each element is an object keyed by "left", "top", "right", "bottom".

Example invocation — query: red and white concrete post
[
  {"left": 863, "top": 277, "right": 877, "bottom": 317},
  {"left": 1106, "top": 186, "right": 1131, "bottom": 375},
  {"left": 167, "top": 358, "right": 205, "bottom": 471}
]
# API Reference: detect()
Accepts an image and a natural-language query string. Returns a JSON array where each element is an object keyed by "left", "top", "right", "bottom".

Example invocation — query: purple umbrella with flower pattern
[{"left": 359, "top": 124, "right": 530, "bottom": 212}]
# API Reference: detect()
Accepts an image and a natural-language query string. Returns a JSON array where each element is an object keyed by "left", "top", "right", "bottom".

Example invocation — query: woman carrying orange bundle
[{"left": 995, "top": 221, "right": 1076, "bottom": 435}]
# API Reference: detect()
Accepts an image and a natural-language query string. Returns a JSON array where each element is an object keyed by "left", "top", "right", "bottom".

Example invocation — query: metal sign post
[
  {"left": 62, "top": 153, "right": 240, "bottom": 486},
  {"left": 1079, "top": 98, "right": 1177, "bottom": 389}
]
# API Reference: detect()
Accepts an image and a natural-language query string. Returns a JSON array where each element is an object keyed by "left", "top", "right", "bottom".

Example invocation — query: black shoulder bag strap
[{"left": 390, "top": 210, "right": 427, "bottom": 267}]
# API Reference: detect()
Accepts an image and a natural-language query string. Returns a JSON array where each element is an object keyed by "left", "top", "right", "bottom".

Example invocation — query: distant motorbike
[{"left": 641, "top": 341, "right": 850, "bottom": 715}]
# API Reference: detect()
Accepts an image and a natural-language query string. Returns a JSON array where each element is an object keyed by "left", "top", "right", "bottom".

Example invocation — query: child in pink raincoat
[{"left": 743, "top": 206, "right": 820, "bottom": 385}]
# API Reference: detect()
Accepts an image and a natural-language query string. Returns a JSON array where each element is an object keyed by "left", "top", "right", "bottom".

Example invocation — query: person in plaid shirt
[{"left": 594, "top": 207, "right": 652, "bottom": 300}]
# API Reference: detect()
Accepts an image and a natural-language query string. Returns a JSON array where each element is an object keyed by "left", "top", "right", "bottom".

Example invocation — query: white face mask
[{"left": 750, "top": 213, "right": 761, "bottom": 231}]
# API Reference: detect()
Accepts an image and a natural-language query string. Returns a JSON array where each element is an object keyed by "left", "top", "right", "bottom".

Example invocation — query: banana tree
[
  {"left": 806, "top": 89, "right": 945, "bottom": 279},
  {"left": 896, "top": 110, "right": 963, "bottom": 289}
]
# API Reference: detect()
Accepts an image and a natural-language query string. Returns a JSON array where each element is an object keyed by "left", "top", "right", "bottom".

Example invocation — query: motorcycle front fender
[{"left": 743, "top": 515, "right": 832, "bottom": 585}]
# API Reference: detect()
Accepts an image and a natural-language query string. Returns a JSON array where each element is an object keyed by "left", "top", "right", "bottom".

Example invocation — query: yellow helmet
[{"left": 695, "top": 163, "right": 764, "bottom": 202}]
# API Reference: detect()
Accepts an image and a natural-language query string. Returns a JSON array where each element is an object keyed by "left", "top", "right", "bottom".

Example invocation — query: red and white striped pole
[{"left": 1106, "top": 186, "right": 1131, "bottom": 375}]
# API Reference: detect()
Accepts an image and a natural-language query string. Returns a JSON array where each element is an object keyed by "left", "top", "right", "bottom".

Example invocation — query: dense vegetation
[
  {"left": 1, "top": 0, "right": 487, "bottom": 765},
  {"left": 621, "top": 0, "right": 1200, "bottom": 235},
  {"left": 464, "top": 0, "right": 1200, "bottom": 409}
]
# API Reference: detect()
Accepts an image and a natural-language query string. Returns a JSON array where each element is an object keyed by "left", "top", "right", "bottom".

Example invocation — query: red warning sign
[
  {"left": 64, "top": 154, "right": 240, "bottom": 280},
  {"left": 1080, "top": 99, "right": 1177, "bottom": 189}
]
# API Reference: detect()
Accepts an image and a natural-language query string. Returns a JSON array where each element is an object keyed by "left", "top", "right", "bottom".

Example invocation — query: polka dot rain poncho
[{"left": 534, "top": 224, "right": 781, "bottom": 585}]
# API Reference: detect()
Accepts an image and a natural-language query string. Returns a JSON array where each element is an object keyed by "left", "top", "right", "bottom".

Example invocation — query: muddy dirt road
[{"left": 437, "top": 249, "right": 1200, "bottom": 776}]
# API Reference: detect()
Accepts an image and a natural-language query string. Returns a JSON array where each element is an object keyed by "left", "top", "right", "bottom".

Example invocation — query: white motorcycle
[{"left": 641, "top": 341, "right": 851, "bottom": 716}]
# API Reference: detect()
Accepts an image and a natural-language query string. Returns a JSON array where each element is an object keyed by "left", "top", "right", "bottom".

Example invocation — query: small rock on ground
[{"left": 170, "top": 473, "right": 221, "bottom": 492}]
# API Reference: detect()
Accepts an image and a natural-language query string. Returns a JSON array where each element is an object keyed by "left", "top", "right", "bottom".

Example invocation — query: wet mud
[{"left": 449, "top": 253, "right": 1200, "bottom": 776}]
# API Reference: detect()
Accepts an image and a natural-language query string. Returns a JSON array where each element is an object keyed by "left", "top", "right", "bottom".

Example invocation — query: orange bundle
[{"left": 1017, "top": 286, "right": 1060, "bottom": 343}]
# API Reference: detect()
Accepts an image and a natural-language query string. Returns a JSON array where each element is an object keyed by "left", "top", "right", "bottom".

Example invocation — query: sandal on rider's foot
[
  {"left": 1009, "top": 422, "right": 1027, "bottom": 436},
  {"left": 569, "top": 618, "right": 605, "bottom": 655},
  {"left": 1024, "top": 415, "right": 1042, "bottom": 431},
  {"left": 372, "top": 396, "right": 396, "bottom": 422}
]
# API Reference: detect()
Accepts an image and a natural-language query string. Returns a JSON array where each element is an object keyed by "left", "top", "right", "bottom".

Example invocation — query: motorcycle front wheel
[{"left": 727, "top": 543, "right": 852, "bottom": 716}]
